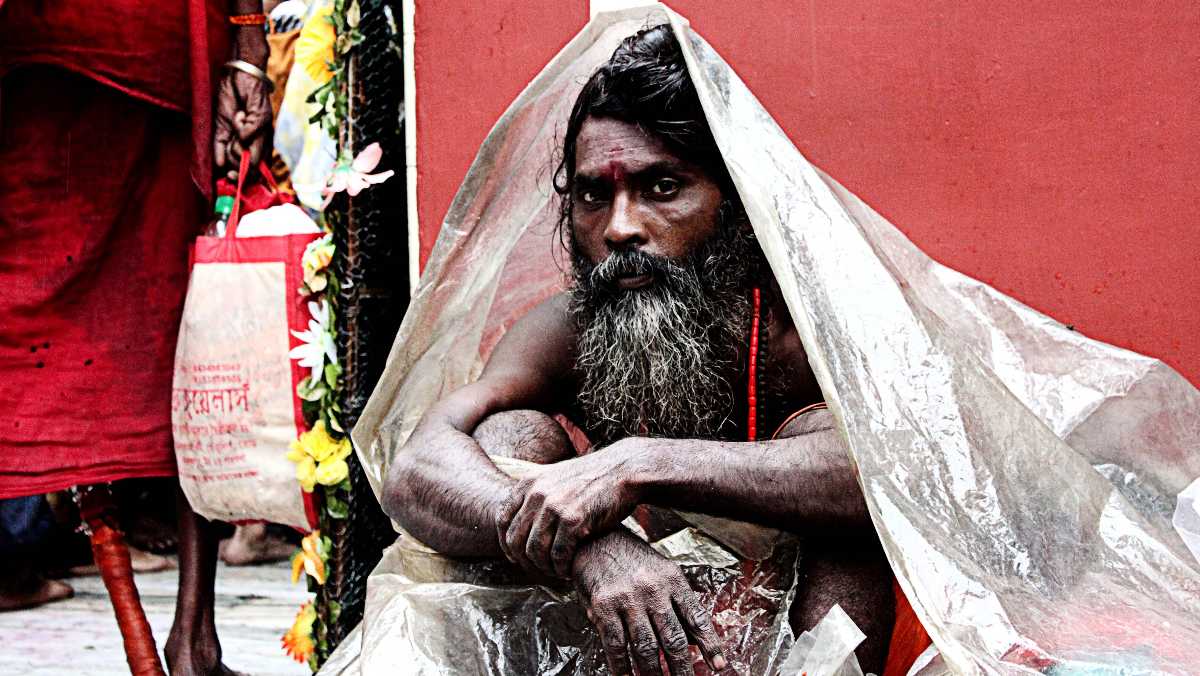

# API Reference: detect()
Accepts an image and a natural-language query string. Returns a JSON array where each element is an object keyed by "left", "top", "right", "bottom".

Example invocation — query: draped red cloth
[
  {"left": 0, "top": 1, "right": 229, "bottom": 498},
  {"left": 884, "top": 581, "right": 933, "bottom": 676}
]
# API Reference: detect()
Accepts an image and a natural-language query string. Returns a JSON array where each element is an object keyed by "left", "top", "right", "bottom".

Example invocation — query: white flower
[{"left": 289, "top": 300, "right": 337, "bottom": 383}]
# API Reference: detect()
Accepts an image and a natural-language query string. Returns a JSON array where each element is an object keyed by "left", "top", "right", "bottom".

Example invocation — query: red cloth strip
[{"left": 229, "top": 13, "right": 267, "bottom": 25}]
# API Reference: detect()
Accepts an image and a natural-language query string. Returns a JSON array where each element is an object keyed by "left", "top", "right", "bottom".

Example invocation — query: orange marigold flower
[
  {"left": 281, "top": 601, "right": 316, "bottom": 664},
  {"left": 291, "top": 530, "right": 328, "bottom": 585}
]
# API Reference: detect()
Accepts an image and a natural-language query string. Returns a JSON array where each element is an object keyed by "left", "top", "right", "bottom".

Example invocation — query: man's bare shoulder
[{"left": 479, "top": 292, "right": 578, "bottom": 406}]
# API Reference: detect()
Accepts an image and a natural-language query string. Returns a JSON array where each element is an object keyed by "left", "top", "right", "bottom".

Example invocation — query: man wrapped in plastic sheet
[{"left": 339, "top": 5, "right": 1200, "bottom": 675}]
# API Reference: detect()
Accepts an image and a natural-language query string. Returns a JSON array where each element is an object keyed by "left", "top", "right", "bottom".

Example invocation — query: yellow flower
[
  {"left": 291, "top": 531, "right": 328, "bottom": 585},
  {"left": 290, "top": 420, "right": 351, "bottom": 464},
  {"left": 301, "top": 234, "right": 335, "bottom": 294},
  {"left": 314, "top": 458, "right": 348, "bottom": 486},
  {"left": 295, "top": 4, "right": 335, "bottom": 85},
  {"left": 294, "top": 456, "right": 317, "bottom": 493},
  {"left": 285, "top": 441, "right": 306, "bottom": 464},
  {"left": 281, "top": 601, "right": 316, "bottom": 663},
  {"left": 302, "top": 234, "right": 334, "bottom": 273}
]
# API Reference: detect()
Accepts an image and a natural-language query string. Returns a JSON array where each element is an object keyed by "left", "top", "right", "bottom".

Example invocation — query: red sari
[{"left": 0, "top": 1, "right": 228, "bottom": 497}]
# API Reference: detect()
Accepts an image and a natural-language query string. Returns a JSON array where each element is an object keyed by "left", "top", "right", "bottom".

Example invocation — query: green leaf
[
  {"left": 301, "top": 398, "right": 321, "bottom": 425},
  {"left": 323, "top": 362, "right": 341, "bottom": 388},
  {"left": 297, "top": 378, "right": 327, "bottom": 402},
  {"left": 325, "top": 493, "right": 349, "bottom": 519}
]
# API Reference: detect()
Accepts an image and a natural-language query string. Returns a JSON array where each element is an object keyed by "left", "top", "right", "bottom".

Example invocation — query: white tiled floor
[{"left": 0, "top": 560, "right": 311, "bottom": 675}]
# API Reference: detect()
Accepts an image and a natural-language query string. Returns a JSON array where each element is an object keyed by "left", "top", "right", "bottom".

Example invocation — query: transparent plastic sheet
[
  {"left": 325, "top": 456, "right": 799, "bottom": 675},
  {"left": 1175, "top": 477, "right": 1200, "bottom": 565},
  {"left": 778, "top": 605, "right": 866, "bottom": 676},
  {"left": 345, "top": 530, "right": 798, "bottom": 675},
  {"left": 350, "top": 4, "right": 1200, "bottom": 674}
]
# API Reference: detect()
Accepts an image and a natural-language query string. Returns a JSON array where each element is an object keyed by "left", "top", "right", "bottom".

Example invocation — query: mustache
[{"left": 582, "top": 249, "right": 679, "bottom": 292}]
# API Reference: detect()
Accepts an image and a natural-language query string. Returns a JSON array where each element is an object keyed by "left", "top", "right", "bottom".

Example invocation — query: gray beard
[{"left": 569, "top": 224, "right": 760, "bottom": 446}]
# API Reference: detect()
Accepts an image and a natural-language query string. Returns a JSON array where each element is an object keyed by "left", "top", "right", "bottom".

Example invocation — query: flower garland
[
  {"left": 281, "top": 229, "right": 346, "bottom": 669},
  {"left": 280, "top": 0, "right": 391, "bottom": 669}
]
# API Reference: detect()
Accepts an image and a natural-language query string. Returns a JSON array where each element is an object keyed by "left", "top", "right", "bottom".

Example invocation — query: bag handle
[
  {"left": 226, "top": 151, "right": 252, "bottom": 238},
  {"left": 258, "top": 160, "right": 281, "bottom": 195},
  {"left": 226, "top": 156, "right": 283, "bottom": 238}
]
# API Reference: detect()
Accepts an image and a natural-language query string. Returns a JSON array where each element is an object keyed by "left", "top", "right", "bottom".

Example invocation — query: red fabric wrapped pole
[{"left": 78, "top": 487, "right": 166, "bottom": 676}]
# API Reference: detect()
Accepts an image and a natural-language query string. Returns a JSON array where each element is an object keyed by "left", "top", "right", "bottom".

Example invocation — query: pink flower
[{"left": 321, "top": 142, "right": 395, "bottom": 208}]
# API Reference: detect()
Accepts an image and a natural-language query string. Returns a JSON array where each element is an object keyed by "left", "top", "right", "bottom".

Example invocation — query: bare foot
[
  {"left": 69, "top": 545, "right": 175, "bottom": 576},
  {"left": 219, "top": 524, "right": 295, "bottom": 566},
  {"left": 0, "top": 577, "right": 73, "bottom": 611},
  {"left": 165, "top": 626, "right": 247, "bottom": 676}
]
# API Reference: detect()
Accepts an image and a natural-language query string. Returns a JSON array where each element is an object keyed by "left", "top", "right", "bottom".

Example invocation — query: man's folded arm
[
  {"left": 380, "top": 294, "right": 578, "bottom": 558},
  {"left": 381, "top": 384, "right": 523, "bottom": 558},
  {"left": 633, "top": 407, "right": 872, "bottom": 534}
]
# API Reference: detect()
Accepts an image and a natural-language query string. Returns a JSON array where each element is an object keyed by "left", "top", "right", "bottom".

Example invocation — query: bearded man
[{"left": 383, "top": 25, "right": 925, "bottom": 676}]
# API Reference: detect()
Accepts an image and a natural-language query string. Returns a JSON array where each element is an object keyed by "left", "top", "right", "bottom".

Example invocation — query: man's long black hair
[{"left": 552, "top": 24, "right": 737, "bottom": 248}]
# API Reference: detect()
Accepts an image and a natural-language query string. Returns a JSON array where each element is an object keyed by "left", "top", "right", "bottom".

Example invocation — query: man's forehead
[{"left": 574, "top": 117, "right": 688, "bottom": 177}]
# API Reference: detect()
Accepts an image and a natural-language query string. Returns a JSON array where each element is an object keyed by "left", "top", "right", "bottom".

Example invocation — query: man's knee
[{"left": 473, "top": 410, "right": 573, "bottom": 463}]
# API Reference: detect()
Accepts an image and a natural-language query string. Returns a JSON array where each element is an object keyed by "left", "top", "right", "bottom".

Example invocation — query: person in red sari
[{"left": 0, "top": 1, "right": 272, "bottom": 672}]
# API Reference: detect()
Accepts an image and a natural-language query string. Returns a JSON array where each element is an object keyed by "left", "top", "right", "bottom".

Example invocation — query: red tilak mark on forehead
[{"left": 600, "top": 161, "right": 625, "bottom": 182}]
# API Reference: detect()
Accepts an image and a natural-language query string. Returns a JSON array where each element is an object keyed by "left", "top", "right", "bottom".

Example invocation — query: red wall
[{"left": 415, "top": 1, "right": 1200, "bottom": 385}]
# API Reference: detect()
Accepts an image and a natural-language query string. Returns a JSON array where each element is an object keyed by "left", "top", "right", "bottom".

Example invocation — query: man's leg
[
  {"left": 790, "top": 535, "right": 895, "bottom": 674},
  {"left": 165, "top": 488, "right": 241, "bottom": 676},
  {"left": 472, "top": 409, "right": 575, "bottom": 463}
]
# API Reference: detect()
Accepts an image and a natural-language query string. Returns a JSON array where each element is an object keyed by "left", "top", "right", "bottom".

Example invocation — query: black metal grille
[{"left": 321, "top": 0, "right": 408, "bottom": 657}]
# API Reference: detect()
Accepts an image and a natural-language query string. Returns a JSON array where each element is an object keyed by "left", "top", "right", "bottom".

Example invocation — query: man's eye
[
  {"left": 648, "top": 179, "right": 680, "bottom": 198},
  {"left": 577, "top": 187, "right": 606, "bottom": 205}
]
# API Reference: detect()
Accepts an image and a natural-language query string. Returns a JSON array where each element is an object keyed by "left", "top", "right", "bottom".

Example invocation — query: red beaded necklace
[{"left": 747, "top": 287, "right": 762, "bottom": 441}]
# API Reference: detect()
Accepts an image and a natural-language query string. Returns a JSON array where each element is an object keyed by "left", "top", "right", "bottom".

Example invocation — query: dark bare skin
[{"left": 383, "top": 118, "right": 893, "bottom": 674}]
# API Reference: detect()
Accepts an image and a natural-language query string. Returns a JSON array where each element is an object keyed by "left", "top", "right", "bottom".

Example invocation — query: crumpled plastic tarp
[
  {"left": 335, "top": 454, "right": 801, "bottom": 674},
  {"left": 778, "top": 604, "right": 866, "bottom": 676},
  {"left": 1173, "top": 477, "right": 1200, "bottom": 566},
  {"left": 340, "top": 4, "right": 1200, "bottom": 674}
]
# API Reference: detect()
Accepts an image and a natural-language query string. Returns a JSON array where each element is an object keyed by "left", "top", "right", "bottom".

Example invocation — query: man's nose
[{"left": 602, "top": 191, "right": 648, "bottom": 249}]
